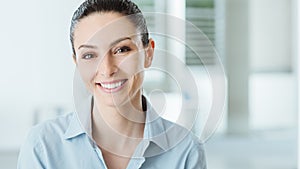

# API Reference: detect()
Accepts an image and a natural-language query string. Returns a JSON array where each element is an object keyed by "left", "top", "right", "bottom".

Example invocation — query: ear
[{"left": 144, "top": 38, "right": 155, "bottom": 68}]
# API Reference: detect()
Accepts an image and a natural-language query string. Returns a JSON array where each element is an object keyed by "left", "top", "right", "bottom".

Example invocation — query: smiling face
[{"left": 73, "top": 12, "right": 154, "bottom": 109}]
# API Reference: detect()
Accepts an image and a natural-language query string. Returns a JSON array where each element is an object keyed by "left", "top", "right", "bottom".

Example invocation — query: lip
[{"left": 96, "top": 79, "right": 127, "bottom": 93}]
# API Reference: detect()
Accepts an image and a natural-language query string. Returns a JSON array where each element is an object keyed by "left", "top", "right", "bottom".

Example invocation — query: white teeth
[{"left": 100, "top": 81, "right": 124, "bottom": 89}]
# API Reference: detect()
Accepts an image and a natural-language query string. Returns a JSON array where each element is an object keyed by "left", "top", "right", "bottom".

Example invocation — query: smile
[{"left": 96, "top": 79, "right": 127, "bottom": 92}]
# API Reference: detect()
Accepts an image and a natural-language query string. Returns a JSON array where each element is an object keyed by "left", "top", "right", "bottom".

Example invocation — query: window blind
[{"left": 186, "top": 1, "right": 216, "bottom": 65}]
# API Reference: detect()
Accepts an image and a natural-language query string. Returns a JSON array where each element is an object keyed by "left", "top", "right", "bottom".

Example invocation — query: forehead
[{"left": 73, "top": 12, "right": 139, "bottom": 50}]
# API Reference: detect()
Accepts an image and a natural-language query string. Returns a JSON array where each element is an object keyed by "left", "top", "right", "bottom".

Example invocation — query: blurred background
[{"left": 0, "top": 0, "right": 298, "bottom": 168}]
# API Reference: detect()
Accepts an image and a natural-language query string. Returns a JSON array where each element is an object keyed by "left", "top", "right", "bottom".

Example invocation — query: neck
[{"left": 91, "top": 94, "right": 146, "bottom": 154}]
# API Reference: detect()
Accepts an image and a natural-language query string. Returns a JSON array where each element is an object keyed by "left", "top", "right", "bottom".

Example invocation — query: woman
[{"left": 18, "top": 0, "right": 206, "bottom": 168}]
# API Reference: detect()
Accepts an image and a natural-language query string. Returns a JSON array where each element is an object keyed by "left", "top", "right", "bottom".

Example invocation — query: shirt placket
[
  {"left": 92, "top": 141, "right": 108, "bottom": 169},
  {"left": 126, "top": 139, "right": 150, "bottom": 169}
]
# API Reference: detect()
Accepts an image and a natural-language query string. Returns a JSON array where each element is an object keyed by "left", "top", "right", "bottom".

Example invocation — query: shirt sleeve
[
  {"left": 185, "top": 142, "right": 207, "bottom": 169},
  {"left": 17, "top": 127, "right": 46, "bottom": 169}
]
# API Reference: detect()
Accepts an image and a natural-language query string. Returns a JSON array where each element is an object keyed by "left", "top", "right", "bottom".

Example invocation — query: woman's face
[{"left": 73, "top": 12, "right": 154, "bottom": 108}]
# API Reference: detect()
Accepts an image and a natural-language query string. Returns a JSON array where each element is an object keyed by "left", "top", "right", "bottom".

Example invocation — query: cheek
[
  {"left": 128, "top": 72, "right": 144, "bottom": 95},
  {"left": 77, "top": 63, "right": 98, "bottom": 90},
  {"left": 118, "top": 53, "right": 145, "bottom": 76}
]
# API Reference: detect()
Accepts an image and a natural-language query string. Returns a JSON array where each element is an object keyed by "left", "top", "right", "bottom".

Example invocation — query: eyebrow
[
  {"left": 109, "top": 37, "right": 132, "bottom": 48},
  {"left": 78, "top": 44, "right": 97, "bottom": 50},
  {"left": 77, "top": 37, "right": 132, "bottom": 50}
]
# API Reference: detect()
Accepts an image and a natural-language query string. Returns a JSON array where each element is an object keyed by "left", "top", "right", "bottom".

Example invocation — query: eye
[
  {"left": 82, "top": 53, "right": 95, "bottom": 60},
  {"left": 114, "top": 46, "right": 131, "bottom": 55}
]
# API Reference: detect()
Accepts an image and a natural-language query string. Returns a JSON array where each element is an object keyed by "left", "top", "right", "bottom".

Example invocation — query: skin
[{"left": 73, "top": 12, "right": 155, "bottom": 169}]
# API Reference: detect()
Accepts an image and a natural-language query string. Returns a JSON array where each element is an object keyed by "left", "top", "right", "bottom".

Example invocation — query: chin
[{"left": 94, "top": 91, "right": 126, "bottom": 107}]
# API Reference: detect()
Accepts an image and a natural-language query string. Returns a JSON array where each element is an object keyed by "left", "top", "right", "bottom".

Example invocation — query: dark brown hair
[{"left": 70, "top": 0, "right": 149, "bottom": 56}]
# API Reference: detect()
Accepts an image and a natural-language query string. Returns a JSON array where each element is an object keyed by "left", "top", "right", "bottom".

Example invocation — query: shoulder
[
  {"left": 162, "top": 119, "right": 206, "bottom": 168},
  {"left": 21, "top": 112, "right": 75, "bottom": 149},
  {"left": 184, "top": 134, "right": 207, "bottom": 169},
  {"left": 30, "top": 112, "right": 74, "bottom": 139},
  {"left": 17, "top": 113, "right": 75, "bottom": 168},
  {"left": 147, "top": 117, "right": 207, "bottom": 168},
  {"left": 159, "top": 117, "right": 205, "bottom": 150}
]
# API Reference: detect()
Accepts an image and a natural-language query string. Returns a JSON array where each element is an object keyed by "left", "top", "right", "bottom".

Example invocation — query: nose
[{"left": 97, "top": 54, "right": 118, "bottom": 77}]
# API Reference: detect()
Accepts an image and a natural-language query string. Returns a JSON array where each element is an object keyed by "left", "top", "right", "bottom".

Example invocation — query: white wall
[
  {"left": 249, "top": 73, "right": 297, "bottom": 129},
  {"left": 250, "top": 0, "right": 292, "bottom": 72},
  {"left": 248, "top": 0, "right": 297, "bottom": 130},
  {"left": 0, "top": 0, "right": 83, "bottom": 150},
  {"left": 294, "top": 0, "right": 300, "bottom": 167}
]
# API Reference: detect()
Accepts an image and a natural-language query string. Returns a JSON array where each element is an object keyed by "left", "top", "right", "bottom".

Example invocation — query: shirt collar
[
  {"left": 63, "top": 95, "right": 170, "bottom": 151},
  {"left": 63, "top": 94, "right": 93, "bottom": 140},
  {"left": 143, "top": 98, "right": 169, "bottom": 151},
  {"left": 63, "top": 112, "right": 85, "bottom": 139}
]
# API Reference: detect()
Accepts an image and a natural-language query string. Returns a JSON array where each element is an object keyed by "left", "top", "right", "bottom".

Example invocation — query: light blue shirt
[{"left": 18, "top": 98, "right": 206, "bottom": 169}]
